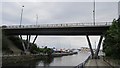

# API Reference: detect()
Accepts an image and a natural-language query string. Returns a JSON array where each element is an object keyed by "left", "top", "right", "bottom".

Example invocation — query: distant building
[{"left": 81, "top": 47, "right": 90, "bottom": 51}]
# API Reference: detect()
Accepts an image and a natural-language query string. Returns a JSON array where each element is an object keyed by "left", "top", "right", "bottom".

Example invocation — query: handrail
[
  {"left": 2, "top": 22, "right": 112, "bottom": 29},
  {"left": 75, "top": 55, "right": 90, "bottom": 68}
]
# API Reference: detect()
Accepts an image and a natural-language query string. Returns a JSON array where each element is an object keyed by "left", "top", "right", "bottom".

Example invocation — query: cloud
[{"left": 2, "top": 2, "right": 118, "bottom": 25}]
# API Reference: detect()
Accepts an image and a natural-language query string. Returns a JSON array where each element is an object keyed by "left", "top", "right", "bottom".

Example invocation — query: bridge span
[
  {"left": 1, "top": 22, "right": 111, "bottom": 59},
  {"left": 2, "top": 22, "right": 111, "bottom": 35}
]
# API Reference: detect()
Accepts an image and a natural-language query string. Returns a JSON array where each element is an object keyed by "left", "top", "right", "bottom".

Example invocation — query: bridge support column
[
  {"left": 86, "top": 35, "right": 94, "bottom": 58},
  {"left": 27, "top": 35, "right": 31, "bottom": 52},
  {"left": 94, "top": 35, "right": 103, "bottom": 59},
  {"left": 32, "top": 35, "right": 38, "bottom": 44},
  {"left": 19, "top": 35, "right": 26, "bottom": 53}
]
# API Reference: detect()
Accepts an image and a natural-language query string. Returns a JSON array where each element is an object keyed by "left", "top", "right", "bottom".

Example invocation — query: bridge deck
[
  {"left": 2, "top": 26, "right": 110, "bottom": 35},
  {"left": 1, "top": 22, "right": 111, "bottom": 35}
]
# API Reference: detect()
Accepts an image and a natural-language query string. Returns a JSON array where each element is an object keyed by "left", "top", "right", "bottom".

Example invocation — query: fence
[{"left": 75, "top": 55, "right": 91, "bottom": 68}]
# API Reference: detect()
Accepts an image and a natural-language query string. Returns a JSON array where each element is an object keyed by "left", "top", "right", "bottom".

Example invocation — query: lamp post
[
  {"left": 93, "top": 0, "right": 95, "bottom": 25},
  {"left": 36, "top": 14, "right": 38, "bottom": 25},
  {"left": 20, "top": 5, "right": 24, "bottom": 27}
]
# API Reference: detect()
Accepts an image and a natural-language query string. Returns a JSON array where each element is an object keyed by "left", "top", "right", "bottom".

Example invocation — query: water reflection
[
  {"left": 36, "top": 52, "right": 90, "bottom": 66},
  {"left": 2, "top": 56, "right": 54, "bottom": 68},
  {"left": 40, "top": 56, "right": 54, "bottom": 67},
  {"left": 2, "top": 52, "right": 90, "bottom": 68}
]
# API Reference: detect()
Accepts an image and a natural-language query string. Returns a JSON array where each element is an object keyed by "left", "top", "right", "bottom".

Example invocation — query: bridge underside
[{"left": 3, "top": 26, "right": 109, "bottom": 35}]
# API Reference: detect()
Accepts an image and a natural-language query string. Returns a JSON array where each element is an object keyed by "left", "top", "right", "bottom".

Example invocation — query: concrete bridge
[{"left": 1, "top": 22, "right": 111, "bottom": 58}]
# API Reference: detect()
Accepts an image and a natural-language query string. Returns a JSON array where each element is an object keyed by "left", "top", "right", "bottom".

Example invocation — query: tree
[
  {"left": 103, "top": 18, "right": 120, "bottom": 59},
  {"left": 30, "top": 44, "right": 39, "bottom": 54}
]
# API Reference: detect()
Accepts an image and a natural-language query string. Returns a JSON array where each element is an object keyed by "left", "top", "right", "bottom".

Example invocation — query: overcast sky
[{"left": 1, "top": 0, "right": 120, "bottom": 49}]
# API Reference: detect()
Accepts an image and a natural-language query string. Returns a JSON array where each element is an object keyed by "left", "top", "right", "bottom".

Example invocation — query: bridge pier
[
  {"left": 19, "top": 35, "right": 38, "bottom": 54},
  {"left": 86, "top": 35, "right": 103, "bottom": 59},
  {"left": 19, "top": 35, "right": 31, "bottom": 54},
  {"left": 86, "top": 35, "right": 94, "bottom": 59},
  {"left": 26, "top": 35, "right": 29, "bottom": 50},
  {"left": 27, "top": 35, "right": 31, "bottom": 52},
  {"left": 19, "top": 35, "right": 27, "bottom": 53},
  {"left": 94, "top": 35, "right": 103, "bottom": 59},
  {"left": 32, "top": 35, "right": 38, "bottom": 44}
]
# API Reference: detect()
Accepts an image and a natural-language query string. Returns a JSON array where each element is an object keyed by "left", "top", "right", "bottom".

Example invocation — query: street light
[
  {"left": 36, "top": 14, "right": 38, "bottom": 25},
  {"left": 93, "top": 0, "right": 95, "bottom": 26},
  {"left": 20, "top": 5, "right": 24, "bottom": 27}
]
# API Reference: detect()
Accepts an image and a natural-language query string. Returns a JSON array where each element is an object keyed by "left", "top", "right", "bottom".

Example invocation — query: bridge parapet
[{"left": 2, "top": 22, "right": 112, "bottom": 29}]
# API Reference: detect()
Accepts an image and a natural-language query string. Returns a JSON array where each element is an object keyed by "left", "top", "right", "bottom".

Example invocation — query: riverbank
[
  {"left": 2, "top": 51, "right": 91, "bottom": 67},
  {"left": 2, "top": 52, "right": 78, "bottom": 66},
  {"left": 2, "top": 54, "right": 44, "bottom": 65},
  {"left": 52, "top": 52, "right": 78, "bottom": 57}
]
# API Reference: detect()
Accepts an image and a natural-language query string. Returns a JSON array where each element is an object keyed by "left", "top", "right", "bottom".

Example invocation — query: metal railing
[
  {"left": 2, "top": 22, "right": 112, "bottom": 29},
  {"left": 75, "top": 55, "right": 90, "bottom": 68}
]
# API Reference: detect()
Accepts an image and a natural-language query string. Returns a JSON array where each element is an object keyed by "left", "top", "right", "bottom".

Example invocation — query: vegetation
[
  {"left": 103, "top": 18, "right": 120, "bottom": 59},
  {"left": 30, "top": 46, "right": 53, "bottom": 55},
  {"left": 2, "top": 34, "right": 53, "bottom": 55},
  {"left": 2, "top": 35, "right": 13, "bottom": 54},
  {"left": 2, "top": 35, "right": 9, "bottom": 50},
  {"left": 29, "top": 43, "right": 39, "bottom": 54},
  {"left": 42, "top": 46, "right": 54, "bottom": 56},
  {"left": 8, "top": 36, "right": 24, "bottom": 51}
]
